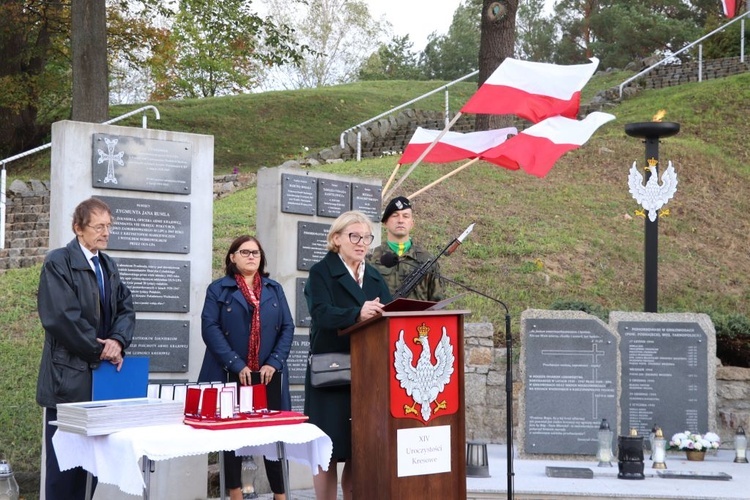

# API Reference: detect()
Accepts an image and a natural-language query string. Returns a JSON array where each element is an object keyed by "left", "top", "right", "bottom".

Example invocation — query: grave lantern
[
  {"left": 735, "top": 426, "right": 748, "bottom": 464},
  {"left": 597, "top": 419, "right": 614, "bottom": 467},
  {"left": 651, "top": 427, "right": 667, "bottom": 469}
]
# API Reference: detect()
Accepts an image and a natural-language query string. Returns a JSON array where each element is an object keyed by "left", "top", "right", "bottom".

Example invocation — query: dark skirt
[{"left": 304, "top": 366, "right": 351, "bottom": 461}]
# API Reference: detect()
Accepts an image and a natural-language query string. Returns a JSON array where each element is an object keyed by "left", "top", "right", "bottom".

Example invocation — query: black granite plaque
[
  {"left": 288, "top": 334, "right": 311, "bottom": 385},
  {"left": 290, "top": 389, "right": 305, "bottom": 413},
  {"left": 295, "top": 278, "right": 311, "bottom": 327},
  {"left": 351, "top": 183, "right": 382, "bottom": 222},
  {"left": 657, "top": 471, "right": 731, "bottom": 481},
  {"left": 297, "top": 221, "right": 330, "bottom": 271},
  {"left": 281, "top": 174, "right": 317, "bottom": 215},
  {"left": 92, "top": 134, "right": 192, "bottom": 194},
  {"left": 129, "top": 319, "right": 190, "bottom": 372},
  {"left": 619, "top": 321, "right": 708, "bottom": 441},
  {"left": 524, "top": 318, "right": 618, "bottom": 455},
  {"left": 317, "top": 179, "right": 351, "bottom": 218},
  {"left": 545, "top": 467, "right": 594, "bottom": 479},
  {"left": 115, "top": 257, "right": 190, "bottom": 312},
  {"left": 101, "top": 196, "right": 190, "bottom": 254}
]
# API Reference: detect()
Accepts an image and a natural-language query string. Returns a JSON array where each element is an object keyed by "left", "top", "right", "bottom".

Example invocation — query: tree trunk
[
  {"left": 71, "top": 0, "right": 109, "bottom": 122},
  {"left": 475, "top": 0, "right": 518, "bottom": 131}
]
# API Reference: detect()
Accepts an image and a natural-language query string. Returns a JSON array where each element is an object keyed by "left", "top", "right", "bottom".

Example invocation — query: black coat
[
  {"left": 36, "top": 238, "right": 135, "bottom": 408},
  {"left": 303, "top": 251, "right": 391, "bottom": 460}
]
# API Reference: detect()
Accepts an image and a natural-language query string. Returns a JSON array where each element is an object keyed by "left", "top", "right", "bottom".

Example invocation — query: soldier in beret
[{"left": 367, "top": 196, "right": 444, "bottom": 302}]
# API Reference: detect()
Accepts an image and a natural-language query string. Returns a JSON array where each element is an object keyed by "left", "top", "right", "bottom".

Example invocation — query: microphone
[{"left": 379, "top": 252, "right": 399, "bottom": 268}]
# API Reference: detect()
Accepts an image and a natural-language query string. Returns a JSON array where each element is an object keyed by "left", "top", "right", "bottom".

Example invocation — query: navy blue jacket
[{"left": 198, "top": 275, "right": 294, "bottom": 410}]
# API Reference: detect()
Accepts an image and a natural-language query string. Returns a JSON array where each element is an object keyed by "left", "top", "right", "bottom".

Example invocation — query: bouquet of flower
[{"left": 669, "top": 431, "right": 721, "bottom": 451}]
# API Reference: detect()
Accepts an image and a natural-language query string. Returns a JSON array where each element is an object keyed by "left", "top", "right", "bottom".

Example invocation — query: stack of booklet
[{"left": 54, "top": 398, "right": 184, "bottom": 436}]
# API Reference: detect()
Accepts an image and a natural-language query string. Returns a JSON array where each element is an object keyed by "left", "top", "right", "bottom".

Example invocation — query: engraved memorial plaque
[
  {"left": 290, "top": 389, "right": 305, "bottom": 413},
  {"left": 288, "top": 334, "right": 311, "bottom": 384},
  {"left": 297, "top": 221, "right": 330, "bottom": 271},
  {"left": 523, "top": 316, "right": 618, "bottom": 455},
  {"left": 619, "top": 321, "right": 708, "bottom": 440},
  {"left": 317, "top": 179, "right": 351, "bottom": 218},
  {"left": 295, "top": 277, "right": 311, "bottom": 327},
  {"left": 101, "top": 196, "right": 190, "bottom": 254},
  {"left": 129, "top": 319, "right": 190, "bottom": 372},
  {"left": 92, "top": 134, "right": 192, "bottom": 194},
  {"left": 281, "top": 174, "right": 317, "bottom": 215},
  {"left": 115, "top": 257, "right": 190, "bottom": 312},
  {"left": 352, "top": 182, "right": 382, "bottom": 222}
]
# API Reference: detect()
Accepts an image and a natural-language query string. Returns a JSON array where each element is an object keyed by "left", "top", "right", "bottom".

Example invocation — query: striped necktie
[{"left": 91, "top": 255, "right": 105, "bottom": 301}]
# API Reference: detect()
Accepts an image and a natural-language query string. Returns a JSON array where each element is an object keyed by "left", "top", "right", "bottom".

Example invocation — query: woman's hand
[
  {"left": 357, "top": 297, "right": 384, "bottom": 322},
  {"left": 238, "top": 366, "right": 253, "bottom": 386},
  {"left": 259, "top": 364, "right": 277, "bottom": 385}
]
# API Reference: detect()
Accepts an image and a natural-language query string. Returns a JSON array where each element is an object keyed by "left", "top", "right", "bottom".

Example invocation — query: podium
[{"left": 340, "top": 303, "right": 469, "bottom": 499}]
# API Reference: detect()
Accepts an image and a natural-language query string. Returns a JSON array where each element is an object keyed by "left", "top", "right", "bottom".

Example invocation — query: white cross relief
[
  {"left": 541, "top": 342, "right": 608, "bottom": 419},
  {"left": 97, "top": 137, "right": 124, "bottom": 184}
]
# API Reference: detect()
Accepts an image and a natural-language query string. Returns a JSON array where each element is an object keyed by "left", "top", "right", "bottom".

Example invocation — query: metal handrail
[
  {"left": 1, "top": 105, "right": 160, "bottom": 249},
  {"left": 619, "top": 10, "right": 750, "bottom": 98},
  {"left": 339, "top": 71, "right": 479, "bottom": 161}
]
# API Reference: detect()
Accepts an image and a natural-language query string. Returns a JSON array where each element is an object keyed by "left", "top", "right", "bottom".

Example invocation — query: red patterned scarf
[{"left": 235, "top": 273, "right": 262, "bottom": 371}]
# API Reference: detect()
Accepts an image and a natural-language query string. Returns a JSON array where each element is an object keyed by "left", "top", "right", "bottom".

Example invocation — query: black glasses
[
  {"left": 87, "top": 224, "right": 113, "bottom": 233},
  {"left": 235, "top": 249, "right": 261, "bottom": 258},
  {"left": 348, "top": 233, "right": 374, "bottom": 245}
]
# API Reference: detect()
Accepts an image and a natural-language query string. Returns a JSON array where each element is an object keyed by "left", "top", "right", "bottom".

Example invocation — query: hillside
[{"left": 1, "top": 72, "right": 749, "bottom": 492}]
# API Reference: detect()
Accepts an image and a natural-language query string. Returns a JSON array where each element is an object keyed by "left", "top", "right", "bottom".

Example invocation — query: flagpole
[
  {"left": 383, "top": 112, "right": 463, "bottom": 200},
  {"left": 381, "top": 163, "right": 402, "bottom": 202},
  {"left": 407, "top": 158, "right": 480, "bottom": 199}
]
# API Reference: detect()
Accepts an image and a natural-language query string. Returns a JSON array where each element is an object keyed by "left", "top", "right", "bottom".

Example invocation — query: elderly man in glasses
[
  {"left": 36, "top": 197, "right": 135, "bottom": 500},
  {"left": 367, "top": 196, "right": 444, "bottom": 302}
]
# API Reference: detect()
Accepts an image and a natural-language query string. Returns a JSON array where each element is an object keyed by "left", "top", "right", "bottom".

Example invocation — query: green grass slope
[{"left": 2, "top": 72, "right": 749, "bottom": 493}]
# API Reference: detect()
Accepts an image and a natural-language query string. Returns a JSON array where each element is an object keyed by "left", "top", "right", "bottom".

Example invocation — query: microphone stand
[{"left": 435, "top": 273, "right": 515, "bottom": 500}]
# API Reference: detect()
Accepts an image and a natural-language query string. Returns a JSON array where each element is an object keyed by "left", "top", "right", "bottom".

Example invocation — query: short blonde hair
[{"left": 327, "top": 210, "right": 374, "bottom": 252}]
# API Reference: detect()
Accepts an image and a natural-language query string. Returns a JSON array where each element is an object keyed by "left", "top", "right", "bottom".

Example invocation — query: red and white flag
[
  {"left": 722, "top": 0, "right": 736, "bottom": 17},
  {"left": 480, "top": 112, "right": 615, "bottom": 178},
  {"left": 398, "top": 126, "right": 517, "bottom": 164},
  {"left": 460, "top": 57, "right": 600, "bottom": 123}
]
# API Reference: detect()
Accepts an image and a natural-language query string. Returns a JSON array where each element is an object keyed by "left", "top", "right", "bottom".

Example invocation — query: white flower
[{"left": 669, "top": 430, "right": 720, "bottom": 450}]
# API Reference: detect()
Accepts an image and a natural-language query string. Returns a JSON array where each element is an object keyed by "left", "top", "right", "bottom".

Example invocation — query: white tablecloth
[{"left": 53, "top": 422, "right": 333, "bottom": 496}]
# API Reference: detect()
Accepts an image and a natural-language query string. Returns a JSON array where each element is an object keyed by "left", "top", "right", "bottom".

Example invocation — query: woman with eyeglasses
[
  {"left": 304, "top": 210, "right": 392, "bottom": 500},
  {"left": 198, "top": 235, "right": 294, "bottom": 500}
]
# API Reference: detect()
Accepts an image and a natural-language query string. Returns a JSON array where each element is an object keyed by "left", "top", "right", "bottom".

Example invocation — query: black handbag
[{"left": 309, "top": 352, "right": 351, "bottom": 388}]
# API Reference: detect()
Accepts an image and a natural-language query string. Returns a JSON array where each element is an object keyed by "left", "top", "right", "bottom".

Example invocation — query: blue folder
[{"left": 92, "top": 356, "right": 150, "bottom": 401}]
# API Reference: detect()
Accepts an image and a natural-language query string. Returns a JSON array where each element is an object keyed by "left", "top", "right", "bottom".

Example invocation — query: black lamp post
[{"left": 624, "top": 121, "right": 680, "bottom": 313}]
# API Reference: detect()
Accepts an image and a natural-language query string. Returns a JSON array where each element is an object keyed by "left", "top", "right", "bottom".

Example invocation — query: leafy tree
[
  {"left": 358, "top": 35, "right": 422, "bottom": 81},
  {"left": 260, "top": 0, "right": 385, "bottom": 89},
  {"left": 419, "top": 0, "right": 482, "bottom": 80},
  {"left": 552, "top": 0, "right": 703, "bottom": 68},
  {"left": 515, "top": 0, "right": 557, "bottom": 62},
  {"left": 149, "top": 0, "right": 307, "bottom": 99}
]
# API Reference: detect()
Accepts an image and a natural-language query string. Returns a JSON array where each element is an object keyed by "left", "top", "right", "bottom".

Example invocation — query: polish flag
[
  {"left": 722, "top": 0, "right": 736, "bottom": 18},
  {"left": 398, "top": 126, "right": 517, "bottom": 164},
  {"left": 480, "top": 112, "right": 615, "bottom": 177},
  {"left": 460, "top": 58, "right": 600, "bottom": 123}
]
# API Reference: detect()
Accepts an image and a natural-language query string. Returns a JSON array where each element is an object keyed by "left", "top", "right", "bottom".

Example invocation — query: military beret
[{"left": 381, "top": 196, "right": 412, "bottom": 222}]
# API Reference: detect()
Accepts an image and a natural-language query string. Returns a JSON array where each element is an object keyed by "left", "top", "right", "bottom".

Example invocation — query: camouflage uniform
[{"left": 367, "top": 242, "right": 444, "bottom": 302}]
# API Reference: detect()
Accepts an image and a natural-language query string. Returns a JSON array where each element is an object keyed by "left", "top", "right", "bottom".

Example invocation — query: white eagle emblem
[
  {"left": 394, "top": 323, "right": 454, "bottom": 422},
  {"left": 628, "top": 159, "right": 678, "bottom": 222}
]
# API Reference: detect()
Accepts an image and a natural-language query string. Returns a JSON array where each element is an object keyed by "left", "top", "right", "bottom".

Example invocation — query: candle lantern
[
  {"left": 652, "top": 427, "right": 667, "bottom": 469},
  {"left": 735, "top": 426, "right": 748, "bottom": 464},
  {"left": 597, "top": 419, "right": 614, "bottom": 467},
  {"left": 617, "top": 428, "right": 645, "bottom": 480}
]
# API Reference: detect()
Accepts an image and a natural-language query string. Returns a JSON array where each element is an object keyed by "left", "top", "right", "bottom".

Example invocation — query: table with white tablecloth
[{"left": 53, "top": 422, "right": 332, "bottom": 497}]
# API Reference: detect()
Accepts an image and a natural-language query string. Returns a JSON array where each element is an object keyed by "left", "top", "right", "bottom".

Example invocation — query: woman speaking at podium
[{"left": 304, "top": 211, "right": 391, "bottom": 500}]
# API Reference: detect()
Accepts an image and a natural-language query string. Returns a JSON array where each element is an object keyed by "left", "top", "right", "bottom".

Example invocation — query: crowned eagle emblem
[
  {"left": 393, "top": 323, "right": 454, "bottom": 422},
  {"left": 628, "top": 159, "right": 678, "bottom": 222}
]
